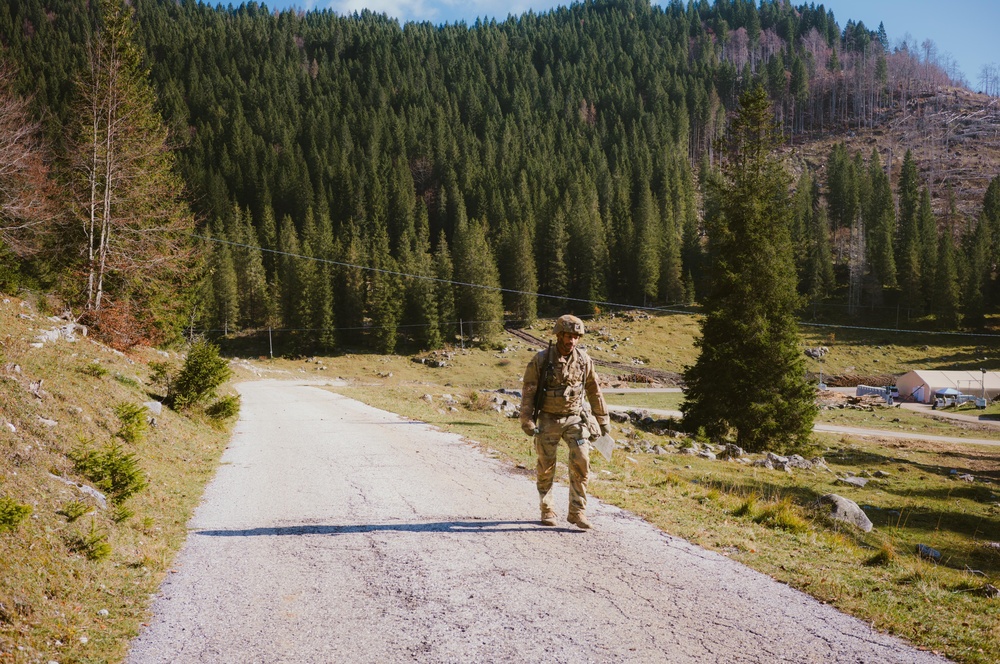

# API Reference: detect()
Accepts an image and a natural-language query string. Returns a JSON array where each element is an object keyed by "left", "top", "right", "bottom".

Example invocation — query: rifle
[{"left": 530, "top": 342, "right": 553, "bottom": 434}]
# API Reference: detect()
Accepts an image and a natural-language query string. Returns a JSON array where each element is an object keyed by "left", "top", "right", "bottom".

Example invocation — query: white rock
[
  {"left": 97, "top": 609, "right": 109, "bottom": 617},
  {"left": 143, "top": 401, "right": 163, "bottom": 416},
  {"left": 3, "top": 421, "right": 14, "bottom": 433},
  {"left": 37, "top": 416, "right": 58, "bottom": 427}
]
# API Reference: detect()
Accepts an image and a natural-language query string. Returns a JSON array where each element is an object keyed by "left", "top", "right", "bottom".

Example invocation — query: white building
[{"left": 895, "top": 370, "right": 1000, "bottom": 403}]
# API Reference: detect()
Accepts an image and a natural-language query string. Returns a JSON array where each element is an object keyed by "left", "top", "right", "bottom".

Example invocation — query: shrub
[
  {"left": 168, "top": 341, "right": 231, "bottom": 409},
  {"left": 66, "top": 522, "right": 112, "bottom": 561},
  {"left": 70, "top": 440, "right": 147, "bottom": 504},
  {"left": 113, "top": 402, "right": 148, "bottom": 444},
  {"left": 111, "top": 504, "right": 134, "bottom": 524},
  {"left": 113, "top": 373, "right": 142, "bottom": 390},
  {"left": 754, "top": 498, "right": 810, "bottom": 534},
  {"left": 206, "top": 394, "right": 241, "bottom": 420},
  {"left": 57, "top": 501, "right": 90, "bottom": 523},
  {"left": 865, "top": 542, "right": 899, "bottom": 567},
  {"left": 733, "top": 493, "right": 759, "bottom": 518},
  {"left": 0, "top": 496, "right": 32, "bottom": 532},
  {"left": 79, "top": 361, "right": 108, "bottom": 378},
  {"left": 147, "top": 361, "right": 172, "bottom": 390}
]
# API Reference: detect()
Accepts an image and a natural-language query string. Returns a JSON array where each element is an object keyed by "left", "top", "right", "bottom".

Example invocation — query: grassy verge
[{"left": 0, "top": 298, "right": 236, "bottom": 663}]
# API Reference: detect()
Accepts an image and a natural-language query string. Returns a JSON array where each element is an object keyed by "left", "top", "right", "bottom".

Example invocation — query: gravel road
[{"left": 127, "top": 380, "right": 950, "bottom": 663}]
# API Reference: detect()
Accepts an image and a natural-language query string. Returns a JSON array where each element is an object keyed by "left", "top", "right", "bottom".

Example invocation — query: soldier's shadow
[{"left": 196, "top": 520, "right": 582, "bottom": 536}]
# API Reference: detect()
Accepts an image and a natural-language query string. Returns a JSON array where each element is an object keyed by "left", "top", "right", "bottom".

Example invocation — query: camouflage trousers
[{"left": 535, "top": 411, "right": 591, "bottom": 517}]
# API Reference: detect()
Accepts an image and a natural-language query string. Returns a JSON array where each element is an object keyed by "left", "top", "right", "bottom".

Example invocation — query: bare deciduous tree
[{"left": 0, "top": 66, "right": 57, "bottom": 256}]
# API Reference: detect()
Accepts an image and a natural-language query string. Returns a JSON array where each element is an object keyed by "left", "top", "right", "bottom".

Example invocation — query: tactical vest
[{"left": 539, "top": 348, "right": 589, "bottom": 416}]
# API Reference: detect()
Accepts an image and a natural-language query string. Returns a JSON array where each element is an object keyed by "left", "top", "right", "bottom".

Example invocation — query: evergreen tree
[
  {"left": 933, "top": 228, "right": 961, "bottom": 329},
  {"left": 918, "top": 188, "right": 939, "bottom": 310},
  {"left": 540, "top": 207, "right": 570, "bottom": 311},
  {"left": 896, "top": 150, "right": 922, "bottom": 311},
  {"left": 452, "top": 217, "right": 504, "bottom": 344},
  {"left": 401, "top": 202, "right": 442, "bottom": 349},
  {"left": 864, "top": 148, "right": 896, "bottom": 293},
  {"left": 334, "top": 221, "right": 367, "bottom": 348},
  {"left": 433, "top": 230, "right": 458, "bottom": 343},
  {"left": 682, "top": 87, "right": 815, "bottom": 452},
  {"left": 366, "top": 219, "right": 402, "bottom": 353},
  {"left": 962, "top": 217, "right": 991, "bottom": 329},
  {"left": 500, "top": 220, "right": 538, "bottom": 325}
]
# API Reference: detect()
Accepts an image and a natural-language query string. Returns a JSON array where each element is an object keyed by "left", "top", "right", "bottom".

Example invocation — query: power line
[
  {"left": 190, "top": 232, "right": 1000, "bottom": 339},
  {"left": 190, "top": 232, "right": 675, "bottom": 314}
]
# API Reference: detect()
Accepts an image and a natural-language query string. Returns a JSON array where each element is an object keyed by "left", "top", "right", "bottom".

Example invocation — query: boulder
[
  {"left": 837, "top": 476, "right": 869, "bottom": 488},
  {"left": 817, "top": 494, "right": 873, "bottom": 532},
  {"left": 143, "top": 401, "right": 163, "bottom": 416},
  {"left": 916, "top": 544, "right": 941, "bottom": 561},
  {"left": 720, "top": 444, "right": 745, "bottom": 459},
  {"left": 787, "top": 454, "right": 813, "bottom": 470}
]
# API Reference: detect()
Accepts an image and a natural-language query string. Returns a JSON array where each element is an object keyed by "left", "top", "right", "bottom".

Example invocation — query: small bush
[
  {"left": 206, "top": 394, "right": 241, "bottom": 420},
  {"left": 733, "top": 493, "right": 759, "bottom": 518},
  {"left": 66, "top": 522, "right": 112, "bottom": 561},
  {"left": 57, "top": 501, "right": 90, "bottom": 523},
  {"left": 113, "top": 402, "right": 148, "bottom": 444},
  {"left": 0, "top": 496, "right": 32, "bottom": 532},
  {"left": 464, "top": 391, "right": 493, "bottom": 413},
  {"left": 147, "top": 361, "right": 172, "bottom": 390},
  {"left": 754, "top": 498, "right": 810, "bottom": 534},
  {"left": 79, "top": 361, "right": 108, "bottom": 378},
  {"left": 70, "top": 440, "right": 147, "bottom": 504},
  {"left": 113, "top": 373, "right": 142, "bottom": 390},
  {"left": 110, "top": 504, "right": 134, "bottom": 524},
  {"left": 865, "top": 542, "right": 899, "bottom": 567},
  {"left": 168, "top": 341, "right": 231, "bottom": 409}
]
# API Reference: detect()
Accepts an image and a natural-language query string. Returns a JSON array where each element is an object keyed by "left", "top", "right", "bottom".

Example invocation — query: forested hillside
[{"left": 1, "top": 0, "right": 998, "bottom": 353}]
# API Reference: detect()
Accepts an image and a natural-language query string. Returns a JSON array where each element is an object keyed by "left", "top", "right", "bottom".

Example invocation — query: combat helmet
[{"left": 553, "top": 314, "right": 585, "bottom": 336}]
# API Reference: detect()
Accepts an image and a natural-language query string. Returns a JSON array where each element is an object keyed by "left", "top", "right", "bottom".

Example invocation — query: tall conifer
[{"left": 682, "top": 87, "right": 815, "bottom": 452}]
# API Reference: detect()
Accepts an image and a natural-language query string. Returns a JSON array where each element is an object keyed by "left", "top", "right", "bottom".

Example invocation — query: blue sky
[{"left": 260, "top": 0, "right": 998, "bottom": 90}]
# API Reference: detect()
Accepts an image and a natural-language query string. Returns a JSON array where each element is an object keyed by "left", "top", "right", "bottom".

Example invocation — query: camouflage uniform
[{"left": 520, "top": 316, "right": 609, "bottom": 525}]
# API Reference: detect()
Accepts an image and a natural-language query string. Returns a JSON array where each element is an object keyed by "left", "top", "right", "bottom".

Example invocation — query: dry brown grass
[{"left": 0, "top": 296, "right": 232, "bottom": 663}]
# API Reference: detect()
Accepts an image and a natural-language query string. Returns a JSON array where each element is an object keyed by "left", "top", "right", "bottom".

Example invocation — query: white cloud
[
  {"left": 322, "top": 0, "right": 557, "bottom": 24},
  {"left": 326, "top": 0, "right": 441, "bottom": 22}
]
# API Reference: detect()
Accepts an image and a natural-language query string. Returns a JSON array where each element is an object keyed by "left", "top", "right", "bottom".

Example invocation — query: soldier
[{"left": 520, "top": 314, "right": 610, "bottom": 530}]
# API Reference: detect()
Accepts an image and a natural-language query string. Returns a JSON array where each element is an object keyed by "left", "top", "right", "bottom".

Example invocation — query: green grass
[
  {"left": 6, "top": 305, "right": 1000, "bottom": 663},
  {"left": 604, "top": 391, "right": 685, "bottom": 411},
  {"left": 0, "top": 297, "right": 233, "bottom": 663}
]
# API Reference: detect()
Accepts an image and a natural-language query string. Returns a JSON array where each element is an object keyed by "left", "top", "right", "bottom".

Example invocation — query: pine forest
[{"left": 1, "top": 0, "right": 999, "bottom": 353}]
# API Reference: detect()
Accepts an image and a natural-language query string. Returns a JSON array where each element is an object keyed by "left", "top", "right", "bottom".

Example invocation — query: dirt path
[
  {"left": 607, "top": 405, "right": 1000, "bottom": 448},
  {"left": 127, "top": 381, "right": 950, "bottom": 663}
]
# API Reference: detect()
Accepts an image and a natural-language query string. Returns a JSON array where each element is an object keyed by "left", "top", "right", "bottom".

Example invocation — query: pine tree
[
  {"left": 864, "top": 148, "right": 896, "bottom": 293},
  {"left": 500, "top": 220, "right": 538, "bottom": 325},
  {"left": 452, "top": 217, "right": 504, "bottom": 344},
  {"left": 433, "top": 231, "right": 458, "bottom": 344},
  {"left": 401, "top": 202, "right": 442, "bottom": 349},
  {"left": 962, "top": 217, "right": 991, "bottom": 330},
  {"left": 277, "top": 215, "right": 304, "bottom": 333},
  {"left": 933, "top": 228, "right": 961, "bottom": 329},
  {"left": 682, "top": 87, "right": 815, "bottom": 452},
  {"left": 918, "top": 188, "right": 938, "bottom": 310},
  {"left": 896, "top": 150, "right": 922, "bottom": 311},
  {"left": 366, "top": 220, "right": 402, "bottom": 353}
]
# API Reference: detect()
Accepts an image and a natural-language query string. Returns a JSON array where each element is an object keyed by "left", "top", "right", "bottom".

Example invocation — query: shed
[{"left": 896, "top": 370, "right": 1000, "bottom": 403}]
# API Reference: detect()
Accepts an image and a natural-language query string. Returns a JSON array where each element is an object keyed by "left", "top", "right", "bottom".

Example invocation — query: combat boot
[
  {"left": 540, "top": 509, "right": 557, "bottom": 526},
  {"left": 567, "top": 513, "right": 592, "bottom": 530}
]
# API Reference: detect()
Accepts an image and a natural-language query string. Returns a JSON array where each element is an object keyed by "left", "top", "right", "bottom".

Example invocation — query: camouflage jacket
[{"left": 520, "top": 345, "right": 609, "bottom": 426}]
